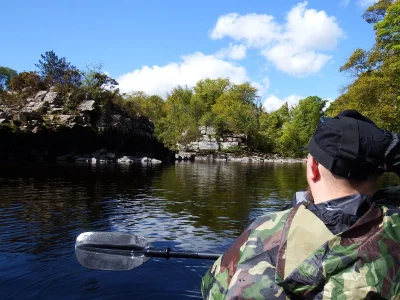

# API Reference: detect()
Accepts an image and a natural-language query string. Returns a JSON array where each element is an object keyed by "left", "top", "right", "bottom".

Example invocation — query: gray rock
[
  {"left": 50, "top": 108, "right": 63, "bottom": 114},
  {"left": 57, "top": 115, "right": 72, "bottom": 124},
  {"left": 198, "top": 141, "right": 219, "bottom": 151},
  {"left": 77, "top": 100, "right": 96, "bottom": 112},
  {"left": 221, "top": 141, "right": 239, "bottom": 149},
  {"left": 43, "top": 91, "right": 61, "bottom": 104},
  {"left": 34, "top": 91, "right": 47, "bottom": 101},
  {"left": 199, "top": 126, "right": 216, "bottom": 135},
  {"left": 118, "top": 156, "right": 135, "bottom": 163}
]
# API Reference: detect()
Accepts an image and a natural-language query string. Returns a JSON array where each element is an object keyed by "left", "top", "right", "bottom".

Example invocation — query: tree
[
  {"left": 156, "top": 86, "right": 196, "bottom": 148},
  {"left": 362, "top": 0, "right": 395, "bottom": 24},
  {"left": 0, "top": 66, "right": 17, "bottom": 90},
  {"left": 212, "top": 83, "right": 259, "bottom": 137},
  {"left": 258, "top": 102, "right": 291, "bottom": 153},
  {"left": 191, "top": 78, "right": 231, "bottom": 125},
  {"left": 35, "top": 50, "right": 81, "bottom": 86},
  {"left": 8, "top": 71, "right": 45, "bottom": 96},
  {"left": 330, "top": 0, "right": 400, "bottom": 132},
  {"left": 375, "top": 1, "right": 400, "bottom": 53},
  {"left": 279, "top": 96, "right": 326, "bottom": 157}
]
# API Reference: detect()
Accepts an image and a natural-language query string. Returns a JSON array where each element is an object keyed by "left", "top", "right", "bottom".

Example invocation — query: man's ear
[{"left": 308, "top": 156, "right": 320, "bottom": 182}]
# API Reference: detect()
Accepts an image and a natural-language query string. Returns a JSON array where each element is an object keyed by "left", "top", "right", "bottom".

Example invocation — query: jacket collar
[{"left": 307, "top": 194, "right": 372, "bottom": 235}]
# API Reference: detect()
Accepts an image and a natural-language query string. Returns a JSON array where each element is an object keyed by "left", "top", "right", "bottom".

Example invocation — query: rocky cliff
[{"left": 0, "top": 89, "right": 173, "bottom": 162}]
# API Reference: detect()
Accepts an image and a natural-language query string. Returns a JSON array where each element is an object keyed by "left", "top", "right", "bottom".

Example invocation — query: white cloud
[
  {"left": 215, "top": 43, "right": 247, "bottom": 60},
  {"left": 117, "top": 52, "right": 250, "bottom": 97},
  {"left": 263, "top": 94, "right": 304, "bottom": 112},
  {"left": 262, "top": 45, "right": 332, "bottom": 77},
  {"left": 283, "top": 3, "right": 344, "bottom": 51},
  {"left": 211, "top": 13, "right": 280, "bottom": 47},
  {"left": 210, "top": 2, "right": 345, "bottom": 76}
]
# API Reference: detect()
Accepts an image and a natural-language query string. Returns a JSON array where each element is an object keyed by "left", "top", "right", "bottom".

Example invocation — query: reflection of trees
[
  {"left": 152, "top": 161, "right": 308, "bottom": 234},
  {"left": 0, "top": 163, "right": 157, "bottom": 256},
  {"left": 0, "top": 161, "right": 396, "bottom": 258}
]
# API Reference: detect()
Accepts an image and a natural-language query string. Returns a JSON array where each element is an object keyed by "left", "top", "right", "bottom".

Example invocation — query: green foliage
[
  {"left": 339, "top": 49, "right": 370, "bottom": 76},
  {"left": 279, "top": 96, "right": 326, "bottom": 157},
  {"left": 122, "top": 91, "right": 166, "bottom": 138},
  {"left": 7, "top": 71, "right": 46, "bottom": 103},
  {"left": 330, "top": 0, "right": 400, "bottom": 132},
  {"left": 151, "top": 79, "right": 264, "bottom": 150},
  {"left": 362, "top": 0, "right": 395, "bottom": 24},
  {"left": 375, "top": 1, "right": 400, "bottom": 53},
  {"left": 212, "top": 85, "right": 259, "bottom": 137},
  {"left": 258, "top": 103, "right": 290, "bottom": 153},
  {"left": 0, "top": 66, "right": 17, "bottom": 90}
]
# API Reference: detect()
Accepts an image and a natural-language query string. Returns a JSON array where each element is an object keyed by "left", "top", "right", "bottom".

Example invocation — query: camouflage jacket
[{"left": 202, "top": 199, "right": 400, "bottom": 299}]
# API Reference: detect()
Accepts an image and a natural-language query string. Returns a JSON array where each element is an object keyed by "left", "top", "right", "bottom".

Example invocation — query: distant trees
[{"left": 0, "top": 50, "right": 332, "bottom": 157}]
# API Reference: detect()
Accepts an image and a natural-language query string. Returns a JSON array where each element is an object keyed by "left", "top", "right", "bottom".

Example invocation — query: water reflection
[{"left": 0, "top": 161, "right": 397, "bottom": 299}]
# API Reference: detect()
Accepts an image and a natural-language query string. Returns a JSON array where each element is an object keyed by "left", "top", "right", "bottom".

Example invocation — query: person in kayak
[{"left": 201, "top": 110, "right": 400, "bottom": 300}]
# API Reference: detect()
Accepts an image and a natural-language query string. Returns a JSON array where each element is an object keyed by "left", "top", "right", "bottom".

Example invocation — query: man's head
[{"left": 305, "top": 110, "right": 392, "bottom": 204}]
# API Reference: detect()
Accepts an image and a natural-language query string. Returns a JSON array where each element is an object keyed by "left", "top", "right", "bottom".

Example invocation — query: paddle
[{"left": 75, "top": 232, "right": 222, "bottom": 271}]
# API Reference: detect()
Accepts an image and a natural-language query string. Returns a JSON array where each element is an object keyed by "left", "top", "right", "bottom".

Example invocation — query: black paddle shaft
[
  {"left": 80, "top": 243, "right": 221, "bottom": 260},
  {"left": 145, "top": 248, "right": 221, "bottom": 260}
]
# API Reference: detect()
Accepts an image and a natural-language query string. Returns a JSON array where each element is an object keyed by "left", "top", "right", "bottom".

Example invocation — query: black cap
[{"left": 305, "top": 110, "right": 391, "bottom": 179}]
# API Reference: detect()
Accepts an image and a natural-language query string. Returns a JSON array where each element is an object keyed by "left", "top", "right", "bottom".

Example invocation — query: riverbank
[{"left": 175, "top": 151, "right": 306, "bottom": 163}]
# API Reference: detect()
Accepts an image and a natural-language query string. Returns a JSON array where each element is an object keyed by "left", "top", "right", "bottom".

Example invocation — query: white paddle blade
[{"left": 75, "top": 232, "right": 151, "bottom": 271}]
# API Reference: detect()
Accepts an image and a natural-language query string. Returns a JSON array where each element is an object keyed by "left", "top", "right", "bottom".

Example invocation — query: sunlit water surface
[{"left": 0, "top": 161, "right": 397, "bottom": 299}]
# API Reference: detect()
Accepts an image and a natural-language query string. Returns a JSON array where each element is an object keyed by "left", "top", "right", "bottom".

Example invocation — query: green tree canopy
[{"left": 279, "top": 96, "right": 326, "bottom": 157}]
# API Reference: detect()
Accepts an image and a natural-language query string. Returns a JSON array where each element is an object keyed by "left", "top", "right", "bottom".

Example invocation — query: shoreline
[{"left": 176, "top": 151, "right": 306, "bottom": 163}]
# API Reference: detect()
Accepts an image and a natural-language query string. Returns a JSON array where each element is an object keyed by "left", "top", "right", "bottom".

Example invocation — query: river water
[{"left": 0, "top": 161, "right": 397, "bottom": 299}]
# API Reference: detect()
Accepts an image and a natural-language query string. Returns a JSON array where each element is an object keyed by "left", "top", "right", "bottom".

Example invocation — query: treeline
[{"left": 1, "top": 0, "right": 398, "bottom": 157}]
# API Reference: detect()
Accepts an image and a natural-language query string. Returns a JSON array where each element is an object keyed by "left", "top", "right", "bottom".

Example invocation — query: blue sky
[{"left": 2, "top": 0, "right": 378, "bottom": 111}]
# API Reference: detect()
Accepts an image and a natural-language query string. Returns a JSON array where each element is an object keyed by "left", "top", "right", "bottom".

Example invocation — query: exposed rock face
[
  {"left": 21, "top": 89, "right": 63, "bottom": 116},
  {"left": 0, "top": 89, "right": 172, "bottom": 162},
  {"left": 77, "top": 100, "right": 96, "bottom": 113},
  {"left": 199, "top": 126, "right": 216, "bottom": 135},
  {"left": 179, "top": 126, "right": 246, "bottom": 152}
]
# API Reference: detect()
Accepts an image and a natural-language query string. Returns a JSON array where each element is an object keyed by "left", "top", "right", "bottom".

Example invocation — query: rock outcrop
[
  {"left": 0, "top": 89, "right": 172, "bottom": 162},
  {"left": 178, "top": 126, "right": 247, "bottom": 153},
  {"left": 176, "top": 125, "right": 303, "bottom": 162}
]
